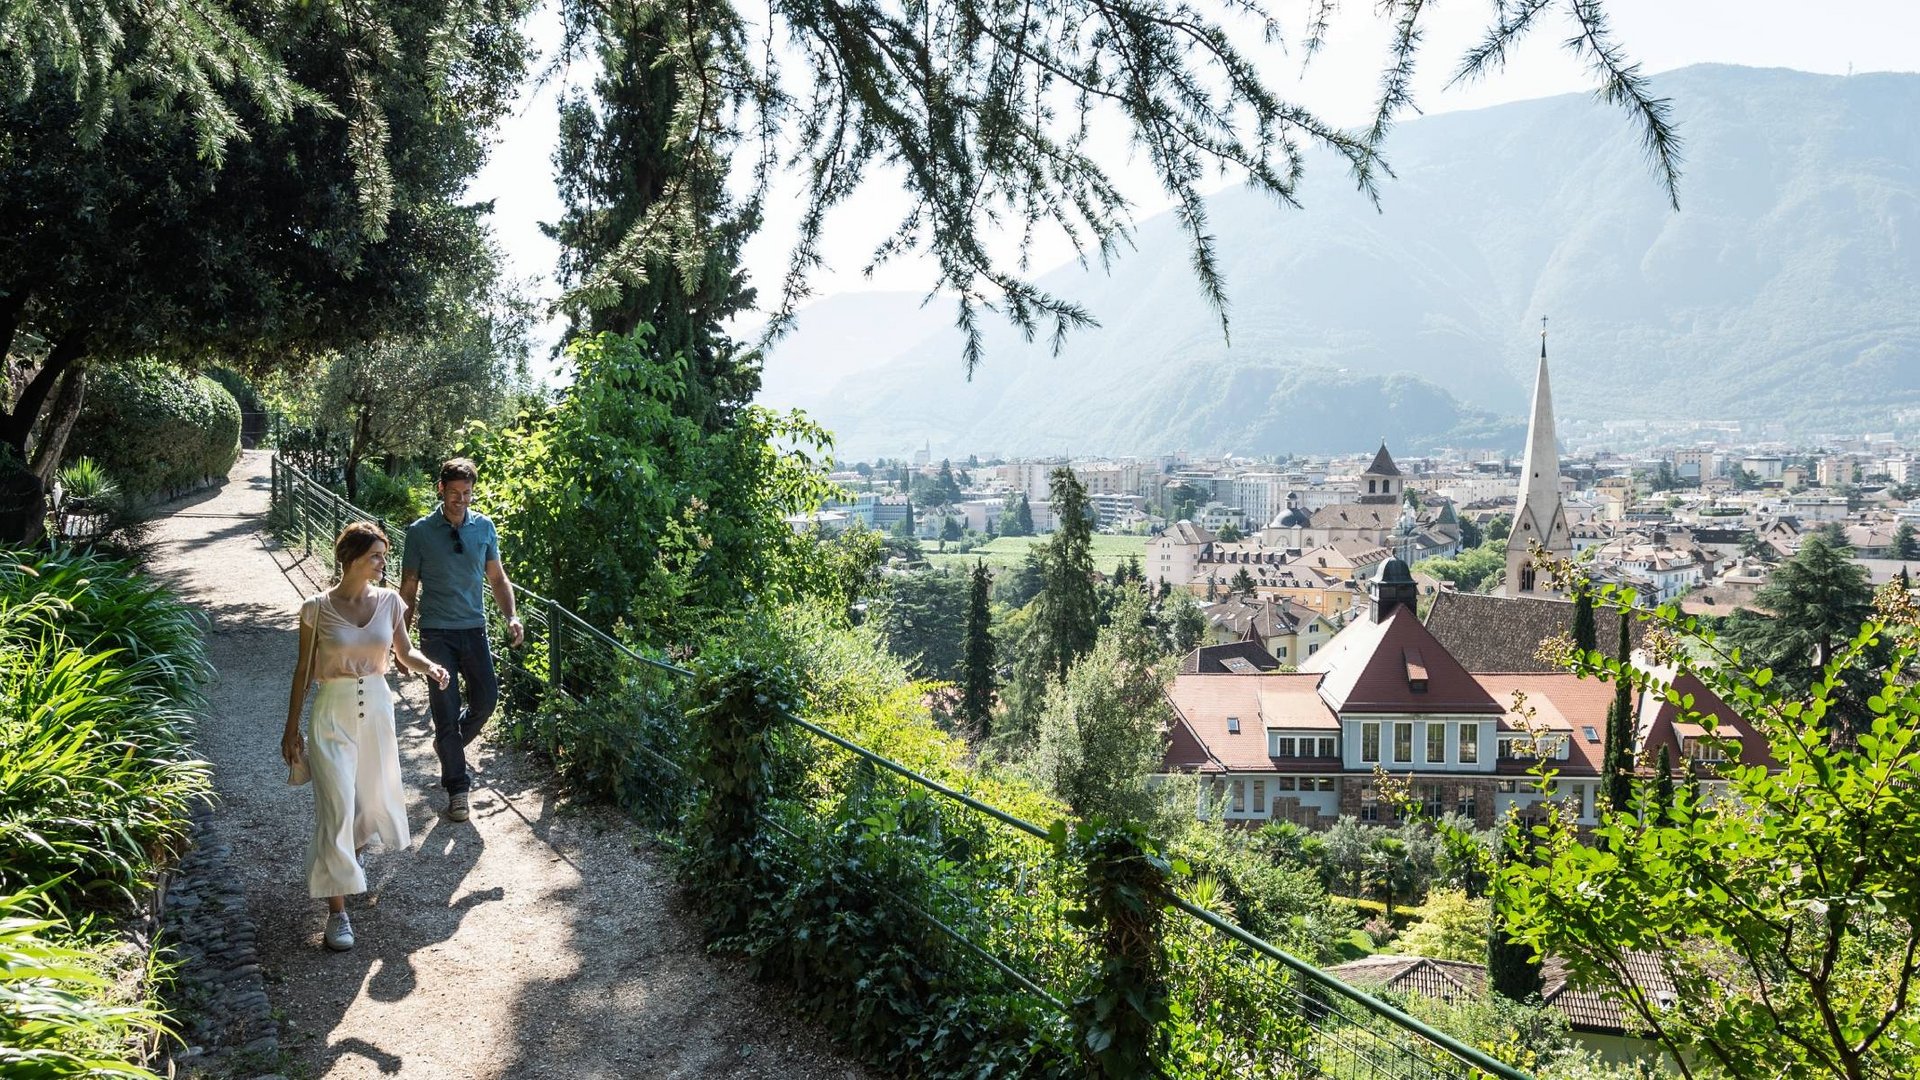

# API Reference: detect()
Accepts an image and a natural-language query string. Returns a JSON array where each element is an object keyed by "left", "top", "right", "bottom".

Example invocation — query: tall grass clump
[
  {"left": 0, "top": 887, "right": 164, "bottom": 1079},
  {"left": 0, "top": 549, "right": 211, "bottom": 1075}
]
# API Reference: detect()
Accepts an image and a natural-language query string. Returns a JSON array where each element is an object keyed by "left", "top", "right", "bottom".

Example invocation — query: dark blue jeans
[{"left": 420, "top": 627, "right": 497, "bottom": 795}]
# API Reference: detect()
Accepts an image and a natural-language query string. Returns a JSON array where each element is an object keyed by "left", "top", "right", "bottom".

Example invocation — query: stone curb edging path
[
  {"left": 143, "top": 451, "right": 874, "bottom": 1080},
  {"left": 158, "top": 799, "right": 283, "bottom": 1079}
]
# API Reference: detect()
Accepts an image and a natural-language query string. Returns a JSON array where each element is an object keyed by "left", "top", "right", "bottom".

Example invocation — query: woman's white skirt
[{"left": 307, "top": 675, "right": 409, "bottom": 898}]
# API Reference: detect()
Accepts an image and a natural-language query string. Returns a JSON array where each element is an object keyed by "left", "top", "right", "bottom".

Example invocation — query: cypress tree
[
  {"left": 1603, "top": 610, "right": 1636, "bottom": 817},
  {"left": 1488, "top": 832, "right": 1544, "bottom": 1001},
  {"left": 1653, "top": 744, "right": 1675, "bottom": 826},
  {"left": 1571, "top": 585, "right": 1597, "bottom": 654},
  {"left": 962, "top": 561, "right": 996, "bottom": 738}
]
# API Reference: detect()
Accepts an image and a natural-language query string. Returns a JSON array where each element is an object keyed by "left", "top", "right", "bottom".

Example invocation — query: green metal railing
[{"left": 268, "top": 458, "right": 1531, "bottom": 1080}]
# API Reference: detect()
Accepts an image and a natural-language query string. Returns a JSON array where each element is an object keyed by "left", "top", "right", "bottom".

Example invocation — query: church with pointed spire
[{"left": 1505, "top": 326, "right": 1573, "bottom": 596}]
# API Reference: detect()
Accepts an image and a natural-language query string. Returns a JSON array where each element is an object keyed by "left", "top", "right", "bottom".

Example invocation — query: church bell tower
[{"left": 1506, "top": 325, "right": 1572, "bottom": 596}]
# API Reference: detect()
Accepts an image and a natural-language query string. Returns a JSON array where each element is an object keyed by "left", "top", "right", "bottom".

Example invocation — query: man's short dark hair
[{"left": 439, "top": 458, "right": 478, "bottom": 485}]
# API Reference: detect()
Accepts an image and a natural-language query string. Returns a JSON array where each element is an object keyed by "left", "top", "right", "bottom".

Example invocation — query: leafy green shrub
[
  {"left": 0, "top": 550, "right": 211, "bottom": 911},
  {"left": 0, "top": 888, "right": 165, "bottom": 1079},
  {"left": 66, "top": 360, "right": 241, "bottom": 503},
  {"left": 0, "top": 551, "right": 213, "bottom": 703},
  {"left": 352, "top": 465, "right": 431, "bottom": 526},
  {"left": 54, "top": 458, "right": 119, "bottom": 511}
]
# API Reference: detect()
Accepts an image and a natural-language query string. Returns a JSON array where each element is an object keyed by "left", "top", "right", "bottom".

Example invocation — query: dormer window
[{"left": 1404, "top": 648, "right": 1429, "bottom": 692}]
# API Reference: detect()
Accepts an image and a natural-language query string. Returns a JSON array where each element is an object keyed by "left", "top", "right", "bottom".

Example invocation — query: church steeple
[
  {"left": 1506, "top": 323, "right": 1572, "bottom": 596},
  {"left": 1358, "top": 441, "right": 1402, "bottom": 505}
]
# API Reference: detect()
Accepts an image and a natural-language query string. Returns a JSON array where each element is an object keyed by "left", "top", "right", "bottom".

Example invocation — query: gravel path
[{"left": 144, "top": 451, "right": 873, "bottom": 1080}]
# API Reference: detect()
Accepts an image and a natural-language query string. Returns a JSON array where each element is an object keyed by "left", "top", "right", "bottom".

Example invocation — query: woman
[{"left": 283, "top": 521, "right": 449, "bottom": 951}]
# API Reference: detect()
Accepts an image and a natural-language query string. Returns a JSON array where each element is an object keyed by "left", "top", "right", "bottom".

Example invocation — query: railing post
[
  {"left": 295, "top": 476, "right": 309, "bottom": 551},
  {"left": 1057, "top": 818, "right": 1173, "bottom": 1080},
  {"left": 546, "top": 598, "right": 563, "bottom": 695}
]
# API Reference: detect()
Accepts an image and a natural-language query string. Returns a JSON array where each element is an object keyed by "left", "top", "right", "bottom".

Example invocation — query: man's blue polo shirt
[{"left": 403, "top": 508, "right": 499, "bottom": 630}]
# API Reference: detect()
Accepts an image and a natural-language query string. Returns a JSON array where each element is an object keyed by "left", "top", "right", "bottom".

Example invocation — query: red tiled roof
[
  {"left": 1164, "top": 674, "right": 1337, "bottom": 771},
  {"left": 1638, "top": 670, "right": 1778, "bottom": 773},
  {"left": 1311, "top": 607, "right": 1504, "bottom": 715},
  {"left": 1475, "top": 673, "right": 1615, "bottom": 777}
]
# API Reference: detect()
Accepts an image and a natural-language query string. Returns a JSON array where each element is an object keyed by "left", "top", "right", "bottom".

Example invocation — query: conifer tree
[
  {"left": 1488, "top": 834, "right": 1544, "bottom": 1001},
  {"left": 1571, "top": 585, "right": 1598, "bottom": 654},
  {"left": 962, "top": 561, "right": 996, "bottom": 737},
  {"left": 1603, "top": 610, "right": 1636, "bottom": 817},
  {"left": 1035, "top": 468, "right": 1098, "bottom": 681},
  {"left": 546, "top": 3, "right": 760, "bottom": 430},
  {"left": 1653, "top": 744, "right": 1675, "bottom": 826}
]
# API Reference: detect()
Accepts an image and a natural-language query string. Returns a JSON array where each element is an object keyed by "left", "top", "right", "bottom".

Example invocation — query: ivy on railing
[{"left": 1057, "top": 818, "right": 1174, "bottom": 1080}]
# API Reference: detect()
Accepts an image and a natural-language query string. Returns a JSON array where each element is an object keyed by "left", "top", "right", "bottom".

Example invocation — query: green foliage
[
  {"left": 1570, "top": 587, "right": 1597, "bottom": 655},
  {"left": 1395, "top": 889, "right": 1489, "bottom": 962},
  {"left": 1035, "top": 469, "right": 1098, "bottom": 682},
  {"left": 1414, "top": 541, "right": 1507, "bottom": 595},
  {"left": 1000, "top": 494, "right": 1034, "bottom": 537},
  {"left": 2, "top": 0, "right": 531, "bottom": 514},
  {"left": 54, "top": 458, "right": 117, "bottom": 507},
  {"left": 66, "top": 361, "right": 240, "bottom": 502},
  {"left": 1493, "top": 586, "right": 1920, "bottom": 1078},
  {"left": 581, "top": 0, "right": 1677, "bottom": 378},
  {"left": 278, "top": 287, "right": 531, "bottom": 503},
  {"left": 466, "top": 329, "right": 837, "bottom": 643},
  {"left": 873, "top": 570, "right": 971, "bottom": 682},
  {"left": 547, "top": 2, "right": 761, "bottom": 429},
  {"left": 1723, "top": 531, "right": 1882, "bottom": 731},
  {"left": 962, "top": 563, "right": 995, "bottom": 737},
  {"left": 1163, "top": 589, "right": 1207, "bottom": 657},
  {"left": 0, "top": 551, "right": 212, "bottom": 912},
  {"left": 1896, "top": 523, "right": 1920, "bottom": 560},
  {"left": 1021, "top": 588, "right": 1168, "bottom": 822},
  {"left": 683, "top": 654, "right": 798, "bottom": 943},
  {"left": 351, "top": 466, "right": 432, "bottom": 528},
  {"left": 0, "top": 888, "right": 165, "bottom": 1079},
  {"left": 0, "top": 550, "right": 208, "bottom": 1076},
  {"left": 1055, "top": 818, "right": 1172, "bottom": 1078},
  {"left": 1601, "top": 611, "right": 1636, "bottom": 818}
]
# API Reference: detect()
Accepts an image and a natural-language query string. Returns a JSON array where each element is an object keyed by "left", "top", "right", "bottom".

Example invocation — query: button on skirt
[{"left": 306, "top": 675, "right": 409, "bottom": 898}]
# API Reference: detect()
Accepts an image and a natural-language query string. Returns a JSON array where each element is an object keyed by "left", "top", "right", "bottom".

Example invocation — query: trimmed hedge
[{"left": 67, "top": 360, "right": 242, "bottom": 503}]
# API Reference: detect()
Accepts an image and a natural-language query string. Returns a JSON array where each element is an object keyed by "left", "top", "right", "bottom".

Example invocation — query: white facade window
[
  {"left": 1231, "top": 781, "right": 1245, "bottom": 813},
  {"left": 1393, "top": 723, "right": 1414, "bottom": 763},
  {"left": 1252, "top": 780, "right": 1267, "bottom": 814},
  {"left": 1361, "top": 723, "right": 1380, "bottom": 762},
  {"left": 1271, "top": 735, "right": 1295, "bottom": 757},
  {"left": 1459, "top": 724, "right": 1479, "bottom": 763},
  {"left": 1317, "top": 737, "right": 1337, "bottom": 758},
  {"left": 1426, "top": 725, "right": 1446, "bottom": 763}
]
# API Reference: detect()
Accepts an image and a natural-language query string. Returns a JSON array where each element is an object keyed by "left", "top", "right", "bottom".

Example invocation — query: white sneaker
[
  {"left": 324, "top": 911, "right": 354, "bottom": 951},
  {"left": 448, "top": 791, "right": 470, "bottom": 822}
]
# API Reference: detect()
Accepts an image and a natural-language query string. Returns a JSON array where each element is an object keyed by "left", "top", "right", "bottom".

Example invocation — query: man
[{"left": 400, "top": 458, "right": 524, "bottom": 822}]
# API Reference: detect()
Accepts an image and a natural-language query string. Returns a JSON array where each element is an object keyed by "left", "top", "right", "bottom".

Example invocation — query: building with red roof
[{"left": 1161, "top": 557, "right": 1767, "bottom": 830}]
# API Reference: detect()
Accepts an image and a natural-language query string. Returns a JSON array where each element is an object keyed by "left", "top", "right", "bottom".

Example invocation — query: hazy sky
[{"left": 467, "top": 1, "right": 1920, "bottom": 361}]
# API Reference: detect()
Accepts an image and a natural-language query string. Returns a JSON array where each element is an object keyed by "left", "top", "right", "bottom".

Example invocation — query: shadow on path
[{"left": 143, "top": 452, "right": 874, "bottom": 1079}]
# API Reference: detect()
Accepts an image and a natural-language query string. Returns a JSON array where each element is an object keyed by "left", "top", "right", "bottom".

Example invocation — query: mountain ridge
[{"left": 757, "top": 64, "right": 1920, "bottom": 459}]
